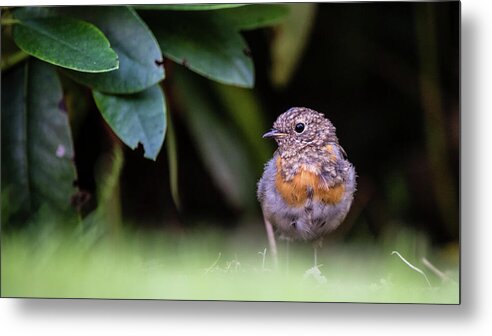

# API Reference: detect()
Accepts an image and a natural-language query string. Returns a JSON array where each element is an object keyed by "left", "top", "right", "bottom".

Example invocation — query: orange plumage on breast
[{"left": 275, "top": 157, "right": 345, "bottom": 207}]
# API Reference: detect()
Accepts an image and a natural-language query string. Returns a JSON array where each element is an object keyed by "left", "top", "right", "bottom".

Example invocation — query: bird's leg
[
  {"left": 313, "top": 238, "right": 323, "bottom": 268},
  {"left": 303, "top": 239, "right": 327, "bottom": 284},
  {"left": 305, "top": 186, "right": 318, "bottom": 269},
  {"left": 263, "top": 217, "right": 278, "bottom": 270},
  {"left": 285, "top": 239, "right": 290, "bottom": 275},
  {"left": 313, "top": 244, "right": 318, "bottom": 268}
]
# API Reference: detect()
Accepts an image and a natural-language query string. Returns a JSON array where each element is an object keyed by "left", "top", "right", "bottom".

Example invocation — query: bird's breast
[{"left": 275, "top": 156, "right": 345, "bottom": 207}]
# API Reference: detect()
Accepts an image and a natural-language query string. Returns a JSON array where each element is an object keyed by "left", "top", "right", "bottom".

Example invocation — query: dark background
[{"left": 73, "top": 2, "right": 459, "bottom": 246}]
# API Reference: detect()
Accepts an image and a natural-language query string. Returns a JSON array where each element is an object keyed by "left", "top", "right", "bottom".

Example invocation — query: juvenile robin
[{"left": 257, "top": 107, "right": 356, "bottom": 271}]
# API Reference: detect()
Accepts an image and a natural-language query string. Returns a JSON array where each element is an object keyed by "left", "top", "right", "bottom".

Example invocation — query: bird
[{"left": 257, "top": 107, "right": 356, "bottom": 273}]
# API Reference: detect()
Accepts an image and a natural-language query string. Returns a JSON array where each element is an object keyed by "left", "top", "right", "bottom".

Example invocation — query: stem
[
  {"left": 166, "top": 111, "right": 180, "bottom": 210},
  {"left": 285, "top": 240, "right": 290, "bottom": 275},
  {"left": 259, "top": 248, "right": 266, "bottom": 270},
  {"left": 392, "top": 251, "right": 432, "bottom": 288},
  {"left": 1, "top": 50, "right": 29, "bottom": 71},
  {"left": 204, "top": 252, "right": 221, "bottom": 275},
  {"left": 422, "top": 257, "right": 457, "bottom": 284}
]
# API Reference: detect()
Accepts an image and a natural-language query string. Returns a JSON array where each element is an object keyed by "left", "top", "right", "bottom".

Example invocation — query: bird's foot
[{"left": 302, "top": 265, "right": 327, "bottom": 284}]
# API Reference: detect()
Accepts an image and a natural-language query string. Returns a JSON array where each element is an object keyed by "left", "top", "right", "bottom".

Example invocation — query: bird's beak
[{"left": 262, "top": 128, "right": 288, "bottom": 139}]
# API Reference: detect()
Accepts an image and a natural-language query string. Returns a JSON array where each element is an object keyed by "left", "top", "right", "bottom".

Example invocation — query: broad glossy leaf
[
  {"left": 12, "top": 16, "right": 118, "bottom": 73},
  {"left": 134, "top": 4, "right": 245, "bottom": 11},
  {"left": 93, "top": 85, "right": 166, "bottom": 160},
  {"left": 147, "top": 11, "right": 253, "bottom": 88},
  {"left": 172, "top": 69, "right": 256, "bottom": 208},
  {"left": 13, "top": 6, "right": 164, "bottom": 93},
  {"left": 63, "top": 6, "right": 164, "bottom": 94},
  {"left": 215, "top": 4, "right": 289, "bottom": 30},
  {"left": 1, "top": 60, "right": 78, "bottom": 225}
]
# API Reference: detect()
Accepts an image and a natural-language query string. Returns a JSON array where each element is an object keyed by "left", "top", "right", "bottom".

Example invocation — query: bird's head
[{"left": 263, "top": 107, "right": 338, "bottom": 152}]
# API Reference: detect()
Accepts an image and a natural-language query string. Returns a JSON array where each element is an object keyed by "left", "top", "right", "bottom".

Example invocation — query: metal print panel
[{"left": 1, "top": 2, "right": 460, "bottom": 303}]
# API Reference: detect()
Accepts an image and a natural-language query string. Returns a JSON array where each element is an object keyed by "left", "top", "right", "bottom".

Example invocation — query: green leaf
[
  {"left": 13, "top": 7, "right": 58, "bottom": 20},
  {"left": 1, "top": 60, "right": 79, "bottom": 225},
  {"left": 93, "top": 85, "right": 166, "bottom": 160},
  {"left": 153, "top": 12, "right": 254, "bottom": 88},
  {"left": 11, "top": 16, "right": 118, "bottom": 73},
  {"left": 270, "top": 4, "right": 317, "bottom": 87},
  {"left": 147, "top": 11, "right": 254, "bottom": 88},
  {"left": 134, "top": 4, "right": 245, "bottom": 11},
  {"left": 166, "top": 112, "right": 180, "bottom": 210},
  {"left": 212, "top": 83, "right": 272, "bottom": 171},
  {"left": 172, "top": 68, "right": 256, "bottom": 208},
  {"left": 93, "top": 142, "right": 124, "bottom": 233},
  {"left": 143, "top": 5, "right": 288, "bottom": 88},
  {"left": 63, "top": 6, "right": 164, "bottom": 94},
  {"left": 216, "top": 4, "right": 290, "bottom": 30}
]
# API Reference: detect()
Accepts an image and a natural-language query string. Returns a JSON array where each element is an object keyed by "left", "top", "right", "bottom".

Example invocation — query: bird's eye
[{"left": 294, "top": 123, "right": 305, "bottom": 133}]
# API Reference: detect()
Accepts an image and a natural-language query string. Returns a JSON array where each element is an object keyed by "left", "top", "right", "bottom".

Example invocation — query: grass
[{"left": 1, "top": 223, "right": 459, "bottom": 303}]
